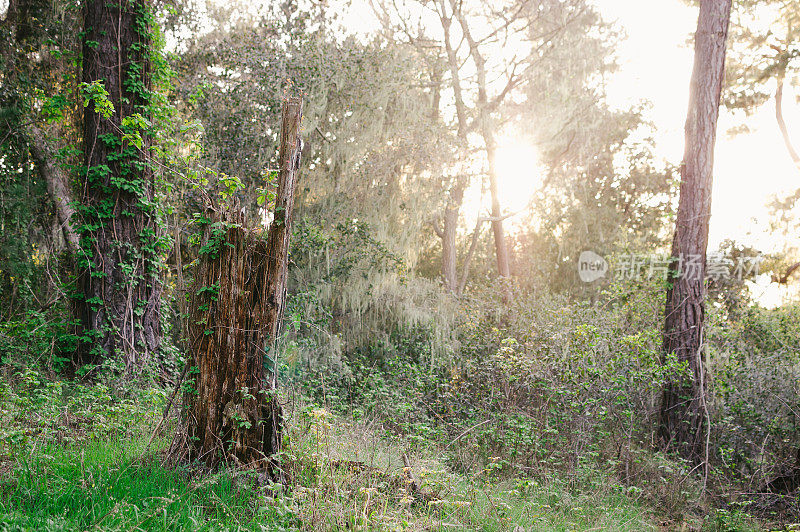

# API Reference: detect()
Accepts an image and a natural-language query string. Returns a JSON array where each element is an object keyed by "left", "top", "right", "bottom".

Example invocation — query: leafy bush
[
  {"left": 709, "top": 303, "right": 800, "bottom": 486},
  {"left": 300, "top": 280, "right": 671, "bottom": 480},
  {"left": 0, "top": 368, "right": 164, "bottom": 457},
  {"left": 0, "top": 310, "right": 76, "bottom": 373}
]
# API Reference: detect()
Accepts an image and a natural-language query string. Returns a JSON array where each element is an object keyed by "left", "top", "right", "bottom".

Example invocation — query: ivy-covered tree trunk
[
  {"left": 178, "top": 98, "right": 303, "bottom": 476},
  {"left": 659, "top": 0, "right": 732, "bottom": 465},
  {"left": 76, "top": 0, "right": 162, "bottom": 378}
]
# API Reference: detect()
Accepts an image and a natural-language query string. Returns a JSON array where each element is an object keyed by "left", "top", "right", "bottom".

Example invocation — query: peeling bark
[{"left": 177, "top": 98, "right": 303, "bottom": 477}]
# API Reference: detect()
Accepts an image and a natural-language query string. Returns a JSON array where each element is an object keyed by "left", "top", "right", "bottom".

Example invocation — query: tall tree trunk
[
  {"left": 77, "top": 0, "right": 162, "bottom": 378},
  {"left": 432, "top": 0, "right": 470, "bottom": 292},
  {"left": 178, "top": 98, "right": 303, "bottom": 476},
  {"left": 659, "top": 0, "right": 732, "bottom": 466},
  {"left": 451, "top": 1, "right": 512, "bottom": 286}
]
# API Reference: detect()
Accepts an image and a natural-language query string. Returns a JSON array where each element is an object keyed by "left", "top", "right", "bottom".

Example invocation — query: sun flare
[{"left": 493, "top": 136, "right": 543, "bottom": 213}]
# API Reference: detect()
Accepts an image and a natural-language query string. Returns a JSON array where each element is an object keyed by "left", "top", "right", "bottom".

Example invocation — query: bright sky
[
  {"left": 341, "top": 0, "right": 799, "bottom": 253},
  {"left": 600, "top": 0, "right": 798, "bottom": 305},
  {"left": 600, "top": 0, "right": 798, "bottom": 253}
]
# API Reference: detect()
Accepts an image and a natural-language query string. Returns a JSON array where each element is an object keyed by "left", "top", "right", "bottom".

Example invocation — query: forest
[{"left": 0, "top": 0, "right": 799, "bottom": 530}]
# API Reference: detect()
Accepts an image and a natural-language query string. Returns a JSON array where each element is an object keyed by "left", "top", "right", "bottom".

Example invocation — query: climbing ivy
[{"left": 72, "top": 0, "right": 175, "bottom": 375}]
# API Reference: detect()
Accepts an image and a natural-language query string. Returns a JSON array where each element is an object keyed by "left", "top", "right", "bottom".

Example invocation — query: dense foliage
[{"left": 0, "top": 0, "right": 798, "bottom": 530}]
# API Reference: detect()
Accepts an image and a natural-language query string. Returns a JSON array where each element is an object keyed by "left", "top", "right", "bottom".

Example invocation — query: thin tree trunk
[
  {"left": 440, "top": 183, "right": 464, "bottom": 293},
  {"left": 436, "top": 0, "right": 468, "bottom": 141},
  {"left": 484, "top": 128, "right": 511, "bottom": 280},
  {"left": 442, "top": 207, "right": 458, "bottom": 292},
  {"left": 457, "top": 211, "right": 518, "bottom": 296},
  {"left": 431, "top": 0, "right": 470, "bottom": 293},
  {"left": 24, "top": 123, "right": 80, "bottom": 255},
  {"left": 77, "top": 0, "right": 162, "bottom": 378},
  {"left": 775, "top": 71, "right": 800, "bottom": 171},
  {"left": 178, "top": 98, "right": 303, "bottom": 476},
  {"left": 457, "top": 216, "right": 485, "bottom": 296},
  {"left": 450, "top": 1, "right": 512, "bottom": 285},
  {"left": 659, "top": 0, "right": 732, "bottom": 466}
]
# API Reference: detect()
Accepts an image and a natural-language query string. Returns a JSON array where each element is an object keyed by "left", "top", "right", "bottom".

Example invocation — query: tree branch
[
  {"left": 775, "top": 70, "right": 800, "bottom": 171},
  {"left": 772, "top": 261, "right": 800, "bottom": 284},
  {"left": 24, "top": 123, "right": 80, "bottom": 255},
  {"left": 456, "top": 208, "right": 522, "bottom": 295},
  {"left": 430, "top": 217, "right": 444, "bottom": 239}
]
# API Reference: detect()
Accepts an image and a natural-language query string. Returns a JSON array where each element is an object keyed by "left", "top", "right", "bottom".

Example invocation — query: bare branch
[
  {"left": 775, "top": 70, "right": 800, "bottom": 171},
  {"left": 772, "top": 261, "right": 800, "bottom": 284},
  {"left": 430, "top": 217, "right": 445, "bottom": 238}
]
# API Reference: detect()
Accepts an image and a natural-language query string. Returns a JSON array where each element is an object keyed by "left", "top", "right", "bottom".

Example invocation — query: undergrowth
[{"left": 0, "top": 372, "right": 663, "bottom": 531}]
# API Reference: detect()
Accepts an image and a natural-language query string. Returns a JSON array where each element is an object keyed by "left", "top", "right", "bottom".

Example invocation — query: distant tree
[
  {"left": 515, "top": 122, "right": 674, "bottom": 295},
  {"left": 721, "top": 0, "right": 800, "bottom": 291},
  {"left": 724, "top": 0, "right": 800, "bottom": 171},
  {"left": 660, "top": 0, "right": 732, "bottom": 466},
  {"left": 420, "top": 0, "right": 520, "bottom": 296},
  {"left": 763, "top": 191, "right": 800, "bottom": 293},
  {"left": 76, "top": 0, "right": 164, "bottom": 378},
  {"left": 510, "top": 1, "right": 672, "bottom": 293},
  {"left": 373, "top": 0, "right": 662, "bottom": 297}
]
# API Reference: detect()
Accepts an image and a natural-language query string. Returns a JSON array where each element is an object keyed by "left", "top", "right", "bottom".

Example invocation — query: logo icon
[{"left": 578, "top": 251, "right": 608, "bottom": 283}]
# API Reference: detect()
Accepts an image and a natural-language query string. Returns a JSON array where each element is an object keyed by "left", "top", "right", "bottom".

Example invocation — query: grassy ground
[
  {"left": 0, "top": 406, "right": 665, "bottom": 531},
  {"left": 0, "top": 371, "right": 770, "bottom": 531}
]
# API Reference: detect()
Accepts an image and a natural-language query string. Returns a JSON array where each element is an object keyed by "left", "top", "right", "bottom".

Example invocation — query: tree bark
[
  {"left": 24, "top": 123, "right": 80, "bottom": 255},
  {"left": 659, "top": 0, "right": 732, "bottom": 466},
  {"left": 179, "top": 98, "right": 303, "bottom": 476},
  {"left": 440, "top": 183, "right": 464, "bottom": 293},
  {"left": 76, "top": 0, "right": 162, "bottom": 378}
]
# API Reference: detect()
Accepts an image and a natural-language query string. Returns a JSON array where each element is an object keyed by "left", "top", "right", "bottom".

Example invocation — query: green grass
[
  {"left": 0, "top": 435, "right": 299, "bottom": 531},
  {"left": 0, "top": 414, "right": 662, "bottom": 531}
]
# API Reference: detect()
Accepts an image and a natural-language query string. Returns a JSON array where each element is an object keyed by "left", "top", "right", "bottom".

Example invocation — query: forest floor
[{"left": 0, "top": 377, "right": 767, "bottom": 531}]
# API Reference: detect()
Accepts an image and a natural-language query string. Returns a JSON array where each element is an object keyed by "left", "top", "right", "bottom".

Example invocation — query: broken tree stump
[{"left": 172, "top": 98, "right": 303, "bottom": 480}]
